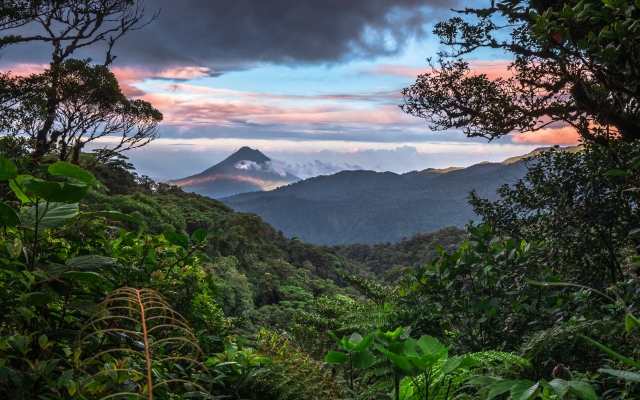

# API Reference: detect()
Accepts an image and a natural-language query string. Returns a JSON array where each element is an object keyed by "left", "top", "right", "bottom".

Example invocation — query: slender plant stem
[{"left": 135, "top": 289, "right": 154, "bottom": 400}]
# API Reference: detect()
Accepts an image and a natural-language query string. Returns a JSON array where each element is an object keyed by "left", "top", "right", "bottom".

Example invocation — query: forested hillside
[
  {"left": 333, "top": 226, "right": 466, "bottom": 282},
  {"left": 82, "top": 151, "right": 369, "bottom": 329},
  {"left": 223, "top": 156, "right": 532, "bottom": 244}
]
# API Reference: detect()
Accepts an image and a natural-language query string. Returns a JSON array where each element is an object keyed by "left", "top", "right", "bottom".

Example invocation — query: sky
[{"left": 0, "top": 0, "right": 580, "bottom": 180}]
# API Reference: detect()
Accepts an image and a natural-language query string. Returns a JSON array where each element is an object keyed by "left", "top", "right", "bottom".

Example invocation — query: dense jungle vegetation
[{"left": 1, "top": 0, "right": 640, "bottom": 399}]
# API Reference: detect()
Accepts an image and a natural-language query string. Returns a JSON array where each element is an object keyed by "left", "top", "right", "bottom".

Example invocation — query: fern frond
[
  {"left": 399, "top": 351, "right": 530, "bottom": 400},
  {"left": 252, "top": 330, "right": 345, "bottom": 399},
  {"left": 75, "top": 287, "right": 213, "bottom": 399},
  {"left": 338, "top": 271, "right": 397, "bottom": 307},
  {"left": 519, "top": 320, "right": 623, "bottom": 360}
]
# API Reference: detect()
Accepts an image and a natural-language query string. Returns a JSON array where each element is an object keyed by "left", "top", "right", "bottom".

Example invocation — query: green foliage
[
  {"left": 470, "top": 145, "right": 638, "bottom": 287},
  {"left": 206, "top": 342, "right": 273, "bottom": 398},
  {"left": 475, "top": 377, "right": 597, "bottom": 400},
  {"left": 252, "top": 329, "right": 346, "bottom": 399},
  {"left": 326, "top": 327, "right": 531, "bottom": 400},
  {"left": 335, "top": 226, "right": 466, "bottom": 283},
  {"left": 0, "top": 156, "right": 231, "bottom": 398},
  {"left": 398, "top": 224, "right": 568, "bottom": 353}
]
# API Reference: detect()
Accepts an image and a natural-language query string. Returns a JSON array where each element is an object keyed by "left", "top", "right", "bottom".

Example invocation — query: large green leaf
[
  {"left": 65, "top": 300, "right": 99, "bottom": 314},
  {"left": 442, "top": 356, "right": 462, "bottom": 374},
  {"left": 567, "top": 381, "right": 597, "bottom": 400},
  {"left": 599, "top": 368, "right": 640, "bottom": 382},
  {"left": 79, "top": 210, "right": 142, "bottom": 225},
  {"left": 604, "top": 169, "right": 629, "bottom": 176},
  {"left": 625, "top": 314, "right": 640, "bottom": 333},
  {"left": 192, "top": 228, "right": 208, "bottom": 243},
  {"left": 580, "top": 335, "right": 640, "bottom": 369},
  {"left": 61, "top": 271, "right": 114, "bottom": 291},
  {"left": 405, "top": 336, "right": 448, "bottom": 370},
  {"left": 0, "top": 156, "right": 17, "bottom": 180},
  {"left": 485, "top": 380, "right": 516, "bottom": 400},
  {"left": 48, "top": 161, "right": 97, "bottom": 186},
  {"left": 542, "top": 379, "right": 569, "bottom": 398},
  {"left": 28, "top": 292, "right": 52, "bottom": 306},
  {"left": 352, "top": 334, "right": 373, "bottom": 352},
  {"left": 375, "top": 327, "right": 404, "bottom": 341},
  {"left": 10, "top": 174, "right": 36, "bottom": 203},
  {"left": 375, "top": 343, "right": 412, "bottom": 371},
  {"left": 22, "top": 180, "right": 88, "bottom": 203},
  {"left": 164, "top": 231, "right": 189, "bottom": 249},
  {"left": 417, "top": 335, "right": 447, "bottom": 355},
  {"left": 0, "top": 202, "right": 20, "bottom": 229},
  {"left": 65, "top": 255, "right": 117, "bottom": 270},
  {"left": 353, "top": 349, "right": 375, "bottom": 369},
  {"left": 456, "top": 354, "right": 481, "bottom": 370},
  {"left": 508, "top": 380, "right": 539, "bottom": 400},
  {"left": 325, "top": 351, "right": 349, "bottom": 364},
  {"left": 387, "top": 342, "right": 406, "bottom": 355},
  {"left": 348, "top": 332, "right": 363, "bottom": 343},
  {"left": 20, "top": 202, "right": 79, "bottom": 232},
  {"left": 404, "top": 337, "right": 422, "bottom": 357},
  {"left": 39, "top": 263, "right": 70, "bottom": 278}
]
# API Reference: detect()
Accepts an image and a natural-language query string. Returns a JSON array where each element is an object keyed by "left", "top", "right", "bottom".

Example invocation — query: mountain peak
[
  {"left": 219, "top": 146, "right": 271, "bottom": 167},
  {"left": 170, "top": 146, "right": 299, "bottom": 199}
]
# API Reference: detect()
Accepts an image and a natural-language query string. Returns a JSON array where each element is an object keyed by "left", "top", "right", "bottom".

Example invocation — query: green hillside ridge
[
  {"left": 81, "top": 156, "right": 367, "bottom": 330},
  {"left": 221, "top": 147, "right": 567, "bottom": 245},
  {"left": 1, "top": 139, "right": 636, "bottom": 399}
]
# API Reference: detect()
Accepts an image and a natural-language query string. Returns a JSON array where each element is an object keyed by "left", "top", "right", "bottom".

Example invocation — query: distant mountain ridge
[
  {"left": 169, "top": 146, "right": 300, "bottom": 199},
  {"left": 220, "top": 147, "right": 579, "bottom": 245}
]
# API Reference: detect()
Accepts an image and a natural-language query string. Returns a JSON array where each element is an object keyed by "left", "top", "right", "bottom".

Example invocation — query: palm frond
[{"left": 75, "top": 287, "right": 213, "bottom": 399}]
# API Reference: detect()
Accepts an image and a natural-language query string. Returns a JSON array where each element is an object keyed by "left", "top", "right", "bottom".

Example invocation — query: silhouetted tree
[
  {"left": 402, "top": 0, "right": 640, "bottom": 148},
  {"left": 2, "top": 59, "right": 162, "bottom": 164},
  {"left": 0, "top": 0, "right": 159, "bottom": 161}
]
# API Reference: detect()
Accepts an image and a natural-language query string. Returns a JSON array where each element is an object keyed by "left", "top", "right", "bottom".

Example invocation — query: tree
[
  {"left": 3, "top": 0, "right": 156, "bottom": 65},
  {"left": 470, "top": 144, "right": 638, "bottom": 287},
  {"left": 2, "top": 59, "right": 162, "bottom": 164},
  {"left": 0, "top": 0, "right": 159, "bottom": 161},
  {"left": 0, "top": 1, "right": 47, "bottom": 50},
  {"left": 402, "top": 0, "right": 640, "bottom": 149}
]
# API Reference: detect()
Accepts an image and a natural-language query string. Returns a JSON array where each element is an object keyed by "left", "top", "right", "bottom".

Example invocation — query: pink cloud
[
  {"left": 373, "top": 60, "right": 513, "bottom": 81},
  {"left": 2, "top": 63, "right": 47, "bottom": 76},
  {"left": 140, "top": 90, "right": 410, "bottom": 127},
  {"left": 111, "top": 66, "right": 215, "bottom": 84},
  {"left": 1, "top": 62, "right": 216, "bottom": 98},
  {"left": 373, "top": 65, "right": 429, "bottom": 78},
  {"left": 512, "top": 126, "right": 580, "bottom": 145},
  {"left": 158, "top": 82, "right": 401, "bottom": 101}
]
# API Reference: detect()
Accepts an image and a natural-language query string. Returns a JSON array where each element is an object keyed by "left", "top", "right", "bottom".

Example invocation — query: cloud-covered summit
[{"left": 235, "top": 159, "right": 289, "bottom": 177}]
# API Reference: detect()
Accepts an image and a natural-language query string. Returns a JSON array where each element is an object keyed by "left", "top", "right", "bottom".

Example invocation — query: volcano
[{"left": 169, "top": 147, "right": 300, "bottom": 199}]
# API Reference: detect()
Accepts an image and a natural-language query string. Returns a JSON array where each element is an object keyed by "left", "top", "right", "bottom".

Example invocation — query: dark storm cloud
[
  {"left": 1, "top": 0, "right": 458, "bottom": 71},
  {"left": 108, "top": 0, "right": 456, "bottom": 69}
]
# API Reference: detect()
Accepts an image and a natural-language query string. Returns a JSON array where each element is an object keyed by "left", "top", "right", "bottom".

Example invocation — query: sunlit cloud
[
  {"left": 0, "top": 62, "right": 219, "bottom": 98},
  {"left": 372, "top": 60, "right": 513, "bottom": 81},
  {"left": 512, "top": 126, "right": 580, "bottom": 145},
  {"left": 3, "top": 63, "right": 47, "bottom": 76},
  {"left": 137, "top": 89, "right": 411, "bottom": 129}
]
